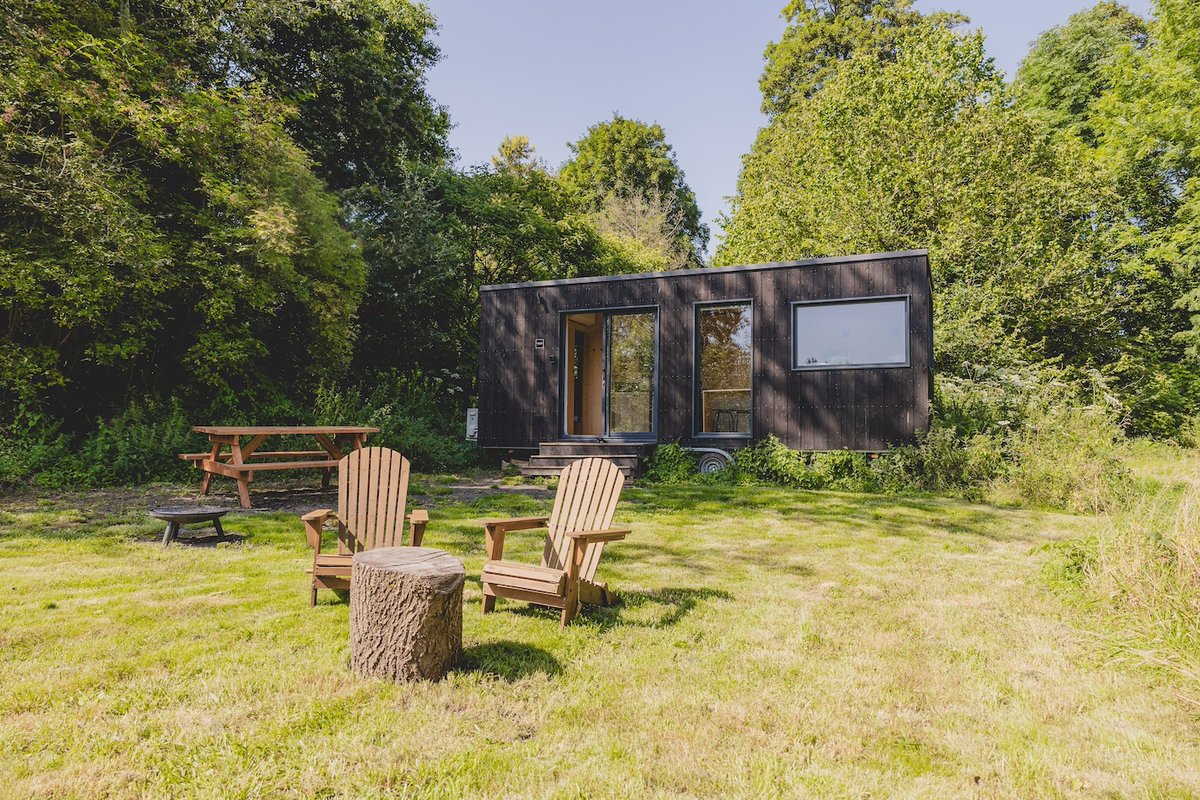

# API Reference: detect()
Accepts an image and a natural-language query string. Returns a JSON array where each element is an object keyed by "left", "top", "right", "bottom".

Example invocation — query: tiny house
[{"left": 477, "top": 250, "right": 933, "bottom": 475}]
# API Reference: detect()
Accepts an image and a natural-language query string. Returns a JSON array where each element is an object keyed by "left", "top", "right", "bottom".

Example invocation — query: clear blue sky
[{"left": 423, "top": 0, "right": 1152, "bottom": 254}]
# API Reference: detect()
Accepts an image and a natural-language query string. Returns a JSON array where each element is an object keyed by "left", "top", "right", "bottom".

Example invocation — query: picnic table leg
[
  {"left": 234, "top": 477, "right": 251, "bottom": 509},
  {"left": 314, "top": 434, "right": 344, "bottom": 461},
  {"left": 199, "top": 442, "right": 220, "bottom": 495},
  {"left": 321, "top": 468, "right": 332, "bottom": 490},
  {"left": 229, "top": 437, "right": 252, "bottom": 509}
]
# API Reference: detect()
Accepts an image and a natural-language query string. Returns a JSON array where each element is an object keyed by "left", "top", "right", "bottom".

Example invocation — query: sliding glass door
[
  {"left": 562, "top": 309, "right": 657, "bottom": 440},
  {"left": 606, "top": 311, "right": 656, "bottom": 437}
]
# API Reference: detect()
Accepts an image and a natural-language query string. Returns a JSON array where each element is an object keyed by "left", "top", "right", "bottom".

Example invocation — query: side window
[
  {"left": 696, "top": 303, "right": 752, "bottom": 434},
  {"left": 792, "top": 297, "right": 908, "bottom": 370}
]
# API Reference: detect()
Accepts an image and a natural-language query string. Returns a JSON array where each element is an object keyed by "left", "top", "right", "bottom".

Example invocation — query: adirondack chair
[
  {"left": 301, "top": 447, "right": 428, "bottom": 606},
  {"left": 481, "top": 457, "right": 630, "bottom": 627}
]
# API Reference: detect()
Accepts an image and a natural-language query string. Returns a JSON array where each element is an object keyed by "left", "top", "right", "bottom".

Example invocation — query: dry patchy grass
[{"left": 1, "top": 482, "right": 1199, "bottom": 798}]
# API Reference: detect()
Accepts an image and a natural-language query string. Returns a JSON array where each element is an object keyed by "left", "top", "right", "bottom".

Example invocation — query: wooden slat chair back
[
  {"left": 337, "top": 446, "right": 410, "bottom": 553},
  {"left": 540, "top": 457, "right": 625, "bottom": 580},
  {"left": 482, "top": 457, "right": 630, "bottom": 627},
  {"left": 301, "top": 447, "right": 427, "bottom": 606}
]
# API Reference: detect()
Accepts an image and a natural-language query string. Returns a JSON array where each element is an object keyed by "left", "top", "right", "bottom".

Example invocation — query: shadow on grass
[
  {"left": 589, "top": 586, "right": 733, "bottom": 630},
  {"left": 495, "top": 586, "right": 733, "bottom": 632},
  {"left": 458, "top": 640, "right": 562, "bottom": 681},
  {"left": 163, "top": 530, "right": 247, "bottom": 547}
]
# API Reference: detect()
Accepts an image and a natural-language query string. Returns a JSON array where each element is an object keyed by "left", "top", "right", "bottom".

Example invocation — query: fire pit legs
[{"left": 150, "top": 506, "right": 231, "bottom": 546}]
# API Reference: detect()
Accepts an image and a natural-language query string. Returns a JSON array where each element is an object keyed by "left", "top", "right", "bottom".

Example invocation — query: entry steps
[{"left": 514, "top": 441, "right": 650, "bottom": 481}]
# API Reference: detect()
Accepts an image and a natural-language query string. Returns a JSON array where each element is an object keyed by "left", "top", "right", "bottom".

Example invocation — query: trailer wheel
[{"left": 695, "top": 449, "right": 732, "bottom": 474}]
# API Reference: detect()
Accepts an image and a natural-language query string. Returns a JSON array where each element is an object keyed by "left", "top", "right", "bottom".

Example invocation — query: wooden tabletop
[{"left": 192, "top": 425, "right": 380, "bottom": 435}]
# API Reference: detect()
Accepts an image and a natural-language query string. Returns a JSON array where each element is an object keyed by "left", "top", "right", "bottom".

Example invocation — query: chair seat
[
  {"left": 482, "top": 560, "right": 567, "bottom": 596},
  {"left": 312, "top": 553, "right": 354, "bottom": 576}
]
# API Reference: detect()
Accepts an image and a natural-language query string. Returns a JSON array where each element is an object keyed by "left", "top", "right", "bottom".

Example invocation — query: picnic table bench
[{"left": 181, "top": 425, "right": 380, "bottom": 509}]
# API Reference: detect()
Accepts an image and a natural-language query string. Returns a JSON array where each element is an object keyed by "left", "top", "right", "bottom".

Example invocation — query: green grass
[{"left": 2, "top": 479, "right": 1200, "bottom": 798}]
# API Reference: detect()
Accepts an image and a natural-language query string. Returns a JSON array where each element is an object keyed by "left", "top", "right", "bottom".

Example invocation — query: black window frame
[
  {"left": 790, "top": 295, "right": 911, "bottom": 372},
  {"left": 692, "top": 299, "right": 754, "bottom": 439},
  {"left": 558, "top": 305, "right": 661, "bottom": 442}
]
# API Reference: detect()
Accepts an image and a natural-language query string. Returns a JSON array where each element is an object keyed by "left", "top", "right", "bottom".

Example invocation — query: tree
[
  {"left": 759, "top": 0, "right": 965, "bottom": 117},
  {"left": 560, "top": 115, "right": 709, "bottom": 264},
  {"left": 0, "top": 1, "right": 364, "bottom": 424},
  {"left": 590, "top": 190, "right": 693, "bottom": 272},
  {"left": 240, "top": 0, "right": 450, "bottom": 190},
  {"left": 1089, "top": 0, "right": 1200, "bottom": 433},
  {"left": 491, "top": 135, "right": 544, "bottom": 177},
  {"left": 351, "top": 157, "right": 644, "bottom": 393},
  {"left": 1015, "top": 2, "right": 1148, "bottom": 147},
  {"left": 719, "top": 19, "right": 1118, "bottom": 376}
]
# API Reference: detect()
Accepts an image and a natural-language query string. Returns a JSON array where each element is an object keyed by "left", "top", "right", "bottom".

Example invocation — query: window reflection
[
  {"left": 697, "top": 303, "right": 752, "bottom": 434},
  {"left": 607, "top": 312, "right": 655, "bottom": 434},
  {"left": 792, "top": 298, "right": 908, "bottom": 368}
]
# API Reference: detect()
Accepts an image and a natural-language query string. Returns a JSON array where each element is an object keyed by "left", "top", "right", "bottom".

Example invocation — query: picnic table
[{"left": 181, "top": 425, "right": 380, "bottom": 509}]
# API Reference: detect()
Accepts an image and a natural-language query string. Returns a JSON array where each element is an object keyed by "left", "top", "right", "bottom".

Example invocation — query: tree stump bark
[{"left": 350, "top": 547, "right": 466, "bottom": 682}]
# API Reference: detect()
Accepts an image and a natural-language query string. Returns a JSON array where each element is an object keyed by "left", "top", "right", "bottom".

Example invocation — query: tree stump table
[{"left": 350, "top": 547, "right": 466, "bottom": 682}]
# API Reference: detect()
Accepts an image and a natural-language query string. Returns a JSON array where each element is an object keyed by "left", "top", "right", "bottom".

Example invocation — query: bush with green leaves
[
  {"left": 644, "top": 443, "right": 698, "bottom": 484},
  {"left": 312, "top": 372, "right": 477, "bottom": 472},
  {"left": 29, "top": 400, "right": 204, "bottom": 488},
  {"left": 871, "top": 425, "right": 1006, "bottom": 499},
  {"left": 0, "top": 405, "right": 71, "bottom": 487},
  {"left": 732, "top": 436, "right": 826, "bottom": 490},
  {"left": 995, "top": 394, "right": 1131, "bottom": 514}
]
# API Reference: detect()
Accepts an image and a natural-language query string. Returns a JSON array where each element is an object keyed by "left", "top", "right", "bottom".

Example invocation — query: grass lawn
[{"left": 2, "top": 477, "right": 1199, "bottom": 798}]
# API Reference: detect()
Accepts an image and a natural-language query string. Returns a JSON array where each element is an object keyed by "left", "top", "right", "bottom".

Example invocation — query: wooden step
[
  {"left": 537, "top": 441, "right": 652, "bottom": 457},
  {"left": 527, "top": 454, "right": 640, "bottom": 470},
  {"left": 516, "top": 441, "right": 647, "bottom": 482},
  {"left": 516, "top": 464, "right": 634, "bottom": 481}
]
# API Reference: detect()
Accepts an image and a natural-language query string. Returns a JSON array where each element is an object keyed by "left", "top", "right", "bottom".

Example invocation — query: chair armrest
[
  {"left": 481, "top": 516, "right": 549, "bottom": 532},
  {"left": 302, "top": 508, "right": 334, "bottom": 552},
  {"left": 408, "top": 508, "right": 429, "bottom": 547},
  {"left": 481, "top": 516, "right": 551, "bottom": 561},
  {"left": 564, "top": 528, "right": 631, "bottom": 544},
  {"left": 302, "top": 508, "right": 334, "bottom": 523}
]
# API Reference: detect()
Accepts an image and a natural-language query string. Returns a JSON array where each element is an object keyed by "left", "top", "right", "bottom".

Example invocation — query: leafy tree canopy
[
  {"left": 759, "top": 0, "right": 965, "bottom": 117},
  {"left": 1014, "top": 1, "right": 1148, "bottom": 147},
  {"left": 0, "top": 0, "right": 452, "bottom": 425},
  {"left": 350, "top": 143, "right": 646, "bottom": 391},
  {"left": 720, "top": 18, "right": 1117, "bottom": 377},
  {"left": 1082, "top": 0, "right": 1200, "bottom": 432},
  {"left": 560, "top": 115, "right": 709, "bottom": 264}
]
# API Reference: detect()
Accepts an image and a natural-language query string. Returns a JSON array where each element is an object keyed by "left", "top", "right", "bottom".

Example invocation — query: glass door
[{"left": 605, "top": 311, "right": 656, "bottom": 438}]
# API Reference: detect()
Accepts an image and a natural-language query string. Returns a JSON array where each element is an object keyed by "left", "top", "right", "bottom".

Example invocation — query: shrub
[
  {"left": 997, "top": 396, "right": 1131, "bottom": 514},
  {"left": 871, "top": 424, "right": 1006, "bottom": 499},
  {"left": 39, "top": 399, "right": 202, "bottom": 488},
  {"left": 1178, "top": 413, "right": 1200, "bottom": 448},
  {"left": 312, "top": 371, "right": 478, "bottom": 471},
  {"left": 0, "top": 405, "right": 72, "bottom": 487},
  {"left": 732, "top": 436, "right": 826, "bottom": 489},
  {"left": 808, "top": 449, "right": 879, "bottom": 493},
  {"left": 645, "top": 442, "right": 698, "bottom": 484}
]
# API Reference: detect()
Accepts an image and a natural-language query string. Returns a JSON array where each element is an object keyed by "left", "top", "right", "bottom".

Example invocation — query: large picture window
[
  {"left": 792, "top": 297, "right": 908, "bottom": 370},
  {"left": 696, "top": 302, "right": 752, "bottom": 434}
]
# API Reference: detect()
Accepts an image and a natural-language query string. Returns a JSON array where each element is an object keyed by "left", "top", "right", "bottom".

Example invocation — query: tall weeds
[{"left": 1053, "top": 477, "right": 1200, "bottom": 704}]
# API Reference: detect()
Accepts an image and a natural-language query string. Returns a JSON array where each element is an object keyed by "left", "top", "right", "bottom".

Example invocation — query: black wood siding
[{"left": 478, "top": 251, "right": 933, "bottom": 451}]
